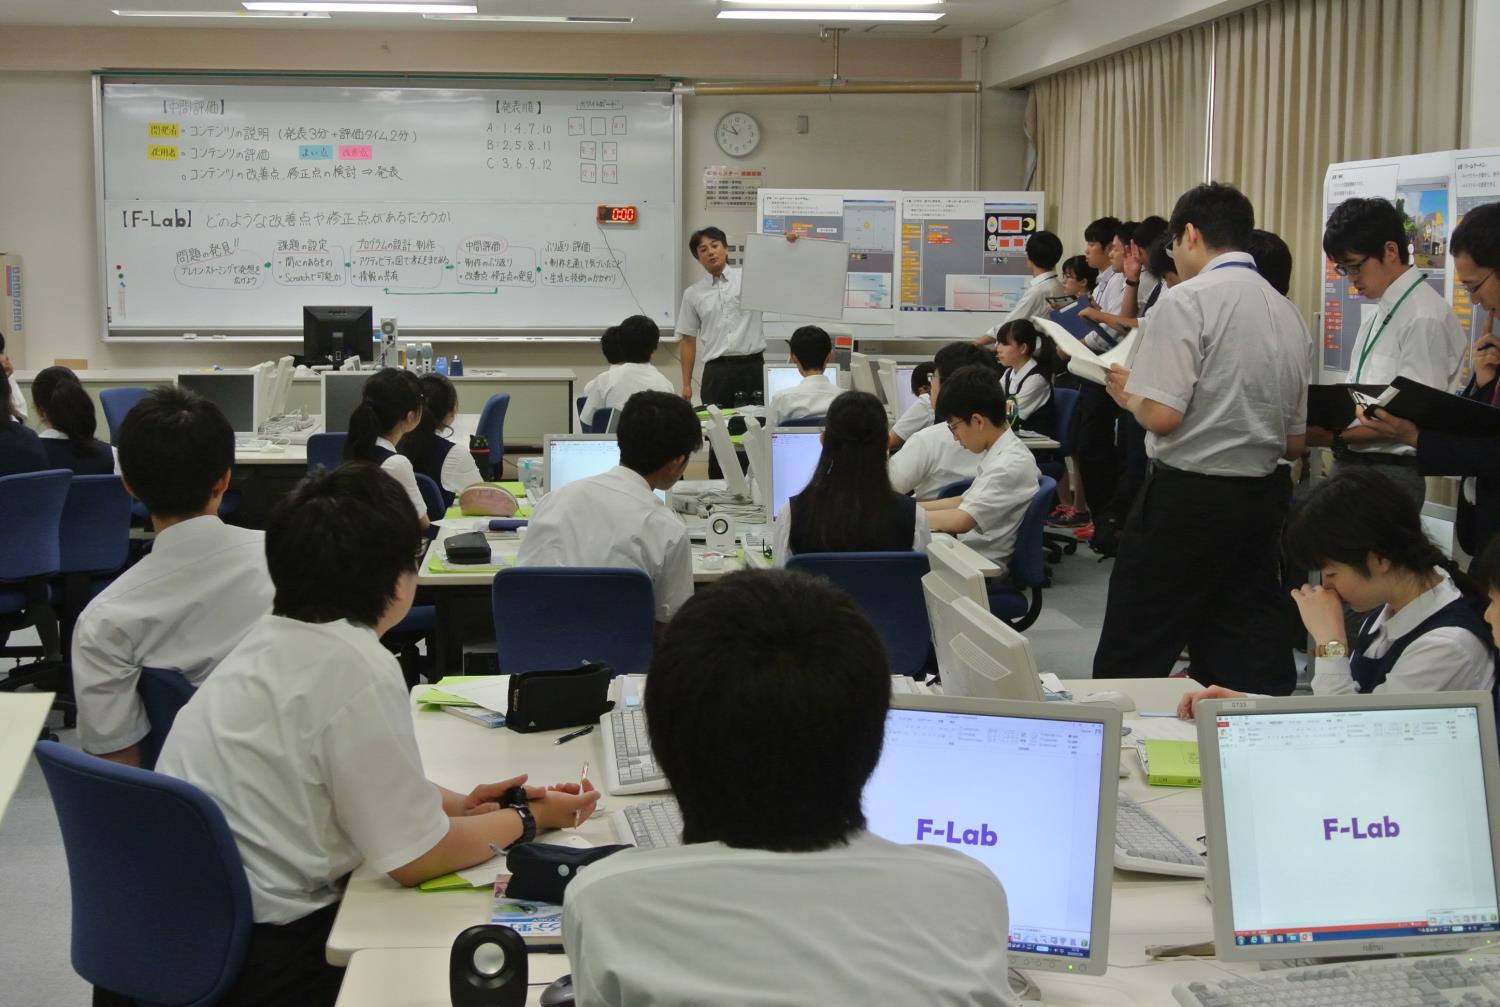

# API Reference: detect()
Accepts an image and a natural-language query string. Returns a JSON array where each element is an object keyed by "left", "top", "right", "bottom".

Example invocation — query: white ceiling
[{"left": 0, "top": 0, "right": 1058, "bottom": 35}]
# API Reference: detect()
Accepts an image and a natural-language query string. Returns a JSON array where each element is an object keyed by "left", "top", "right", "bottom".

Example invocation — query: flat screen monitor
[
  {"left": 302, "top": 306, "right": 374, "bottom": 367},
  {"left": 543, "top": 434, "right": 665, "bottom": 502},
  {"left": 931, "top": 593, "right": 1045, "bottom": 702},
  {"left": 177, "top": 371, "right": 258, "bottom": 435},
  {"left": 864, "top": 694, "right": 1119, "bottom": 976},
  {"left": 1198, "top": 692, "right": 1500, "bottom": 962},
  {"left": 895, "top": 365, "right": 922, "bottom": 417},
  {"left": 769, "top": 429, "right": 822, "bottom": 519},
  {"left": 320, "top": 370, "right": 374, "bottom": 434},
  {"left": 763, "top": 364, "right": 839, "bottom": 404},
  {"left": 701, "top": 406, "right": 750, "bottom": 499}
]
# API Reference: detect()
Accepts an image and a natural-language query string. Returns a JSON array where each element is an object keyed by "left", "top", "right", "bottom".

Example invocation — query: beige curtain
[
  {"left": 1212, "top": 0, "right": 1469, "bottom": 324},
  {"left": 1028, "top": 28, "right": 1212, "bottom": 254}
]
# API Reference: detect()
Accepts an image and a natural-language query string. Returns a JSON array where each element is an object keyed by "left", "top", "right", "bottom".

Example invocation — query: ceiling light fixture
[
  {"left": 721, "top": 0, "right": 942, "bottom": 5},
  {"left": 243, "top": 2, "right": 478, "bottom": 12},
  {"left": 717, "top": 10, "right": 944, "bottom": 21},
  {"left": 114, "top": 8, "right": 331, "bottom": 16},
  {"left": 423, "top": 13, "right": 635, "bottom": 22}
]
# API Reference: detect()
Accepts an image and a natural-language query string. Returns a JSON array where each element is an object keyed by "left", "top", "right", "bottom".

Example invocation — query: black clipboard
[
  {"left": 1376, "top": 377, "right": 1500, "bottom": 436},
  {"left": 1307, "top": 384, "right": 1389, "bottom": 432}
]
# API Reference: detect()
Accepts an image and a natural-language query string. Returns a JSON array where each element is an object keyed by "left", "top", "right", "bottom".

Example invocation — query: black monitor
[{"left": 302, "top": 306, "right": 374, "bottom": 367}]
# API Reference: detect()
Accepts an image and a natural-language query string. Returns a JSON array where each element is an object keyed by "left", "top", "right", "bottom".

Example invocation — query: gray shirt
[{"left": 1125, "top": 251, "right": 1310, "bottom": 477}]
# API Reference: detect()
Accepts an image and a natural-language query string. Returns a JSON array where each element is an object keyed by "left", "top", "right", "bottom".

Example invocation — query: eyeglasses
[
  {"left": 945, "top": 419, "right": 965, "bottom": 434},
  {"left": 1463, "top": 270, "right": 1496, "bottom": 298},
  {"left": 1333, "top": 256, "right": 1372, "bottom": 278}
]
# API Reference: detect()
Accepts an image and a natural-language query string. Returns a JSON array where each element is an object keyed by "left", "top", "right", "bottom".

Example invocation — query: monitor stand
[{"left": 1008, "top": 967, "right": 1042, "bottom": 1001}]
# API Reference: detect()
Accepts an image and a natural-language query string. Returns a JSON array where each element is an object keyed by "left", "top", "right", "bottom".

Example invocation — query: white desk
[
  {"left": 328, "top": 676, "right": 1270, "bottom": 1002},
  {"left": 235, "top": 414, "right": 481, "bottom": 468}
]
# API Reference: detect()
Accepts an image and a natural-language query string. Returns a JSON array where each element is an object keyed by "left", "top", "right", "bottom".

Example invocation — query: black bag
[
  {"left": 505, "top": 842, "right": 631, "bottom": 904},
  {"left": 444, "top": 531, "right": 492, "bottom": 565},
  {"left": 506, "top": 663, "right": 613, "bottom": 733}
]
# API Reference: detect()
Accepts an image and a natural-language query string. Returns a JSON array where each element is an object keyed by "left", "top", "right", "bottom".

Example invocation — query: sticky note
[
  {"left": 338, "top": 145, "right": 373, "bottom": 160},
  {"left": 148, "top": 122, "right": 179, "bottom": 138},
  {"left": 148, "top": 145, "right": 179, "bottom": 160}
]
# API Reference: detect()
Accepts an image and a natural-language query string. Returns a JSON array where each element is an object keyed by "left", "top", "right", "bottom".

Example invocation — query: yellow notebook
[{"left": 1141, "top": 739, "right": 1200, "bottom": 788}]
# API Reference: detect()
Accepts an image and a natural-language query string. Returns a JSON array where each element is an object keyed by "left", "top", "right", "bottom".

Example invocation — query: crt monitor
[
  {"left": 321, "top": 370, "right": 374, "bottom": 434},
  {"left": 177, "top": 371, "right": 258, "bottom": 435},
  {"left": 1197, "top": 691, "right": 1500, "bottom": 962},
  {"left": 543, "top": 434, "right": 666, "bottom": 502},
  {"left": 769, "top": 429, "right": 823, "bottom": 519},
  {"left": 864, "top": 694, "right": 1119, "bottom": 976},
  {"left": 763, "top": 364, "right": 840, "bottom": 404},
  {"left": 303, "top": 306, "right": 374, "bottom": 366}
]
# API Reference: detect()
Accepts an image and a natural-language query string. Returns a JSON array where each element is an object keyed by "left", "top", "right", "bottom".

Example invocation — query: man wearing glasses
[
  {"left": 1309, "top": 197, "right": 1467, "bottom": 504},
  {"left": 1362, "top": 201, "right": 1500, "bottom": 569}
]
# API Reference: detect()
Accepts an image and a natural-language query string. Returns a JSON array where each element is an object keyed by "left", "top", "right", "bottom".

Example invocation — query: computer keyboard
[
  {"left": 600, "top": 707, "right": 668, "bottom": 795},
  {"left": 1173, "top": 954, "right": 1500, "bottom": 1006},
  {"left": 615, "top": 798, "right": 683, "bottom": 850},
  {"left": 1115, "top": 795, "right": 1206, "bottom": 878}
]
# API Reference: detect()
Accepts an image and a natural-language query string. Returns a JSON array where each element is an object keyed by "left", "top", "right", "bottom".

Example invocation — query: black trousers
[
  {"left": 1092, "top": 464, "right": 1296, "bottom": 695},
  {"left": 95, "top": 902, "right": 345, "bottom": 1007},
  {"left": 1074, "top": 382, "right": 1121, "bottom": 517}
]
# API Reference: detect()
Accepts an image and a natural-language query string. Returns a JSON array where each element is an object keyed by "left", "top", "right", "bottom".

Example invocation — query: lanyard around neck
[{"left": 1354, "top": 272, "right": 1425, "bottom": 381}]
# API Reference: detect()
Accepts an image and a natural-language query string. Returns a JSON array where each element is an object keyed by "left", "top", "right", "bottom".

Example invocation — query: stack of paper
[{"left": 1034, "top": 317, "right": 1142, "bottom": 385}]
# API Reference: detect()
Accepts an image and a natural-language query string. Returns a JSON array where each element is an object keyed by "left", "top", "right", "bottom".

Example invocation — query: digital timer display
[{"left": 596, "top": 205, "right": 638, "bottom": 225}]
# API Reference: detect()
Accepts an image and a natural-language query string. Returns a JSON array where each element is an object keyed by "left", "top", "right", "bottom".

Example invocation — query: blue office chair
[
  {"left": 305, "top": 432, "right": 346, "bottom": 473},
  {"left": 476, "top": 392, "right": 511, "bottom": 479},
  {"left": 1041, "top": 387, "right": 1082, "bottom": 562},
  {"left": 57, "top": 475, "right": 133, "bottom": 673},
  {"left": 988, "top": 475, "right": 1057, "bottom": 632},
  {"left": 491, "top": 567, "right": 655, "bottom": 676},
  {"left": 0, "top": 469, "right": 72, "bottom": 702},
  {"left": 935, "top": 477, "right": 974, "bottom": 500},
  {"left": 777, "top": 416, "right": 824, "bottom": 429},
  {"left": 34, "top": 740, "right": 253, "bottom": 1006},
  {"left": 415, "top": 473, "right": 446, "bottom": 522},
  {"left": 99, "top": 387, "right": 151, "bottom": 445},
  {"left": 583, "top": 408, "right": 615, "bottom": 435},
  {"left": 138, "top": 666, "right": 197, "bottom": 771},
  {"left": 787, "top": 552, "right": 933, "bottom": 677}
]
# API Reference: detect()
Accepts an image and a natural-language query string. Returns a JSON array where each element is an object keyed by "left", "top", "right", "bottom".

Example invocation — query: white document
[
  {"left": 437, "top": 677, "right": 512, "bottom": 715},
  {"left": 1034, "top": 317, "right": 1143, "bottom": 385},
  {"left": 0, "top": 693, "right": 52, "bottom": 827},
  {"left": 739, "top": 232, "right": 850, "bottom": 320}
]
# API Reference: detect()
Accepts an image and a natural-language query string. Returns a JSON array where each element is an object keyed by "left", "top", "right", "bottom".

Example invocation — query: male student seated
[
  {"left": 71, "top": 387, "right": 273, "bottom": 767},
  {"left": 770, "top": 324, "right": 841, "bottom": 422},
  {"left": 888, "top": 342, "right": 992, "bottom": 500},
  {"left": 563, "top": 570, "right": 1018, "bottom": 1006},
  {"left": 975, "top": 230, "right": 1066, "bottom": 345},
  {"left": 888, "top": 361, "right": 935, "bottom": 451},
  {"left": 921, "top": 364, "right": 1041, "bottom": 580},
  {"left": 153, "top": 464, "right": 597, "bottom": 1007},
  {"left": 517, "top": 391, "right": 701, "bottom": 624},
  {"left": 579, "top": 315, "right": 675, "bottom": 427}
]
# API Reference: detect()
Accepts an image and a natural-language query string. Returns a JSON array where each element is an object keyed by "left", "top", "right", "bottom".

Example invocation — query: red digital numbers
[{"left": 598, "top": 205, "right": 637, "bottom": 224}]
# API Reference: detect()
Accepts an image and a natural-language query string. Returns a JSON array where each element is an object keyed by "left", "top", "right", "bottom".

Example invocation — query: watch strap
[{"left": 506, "top": 803, "right": 537, "bottom": 850}]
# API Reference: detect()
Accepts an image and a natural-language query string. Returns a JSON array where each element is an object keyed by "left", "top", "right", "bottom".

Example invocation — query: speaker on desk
[
  {"left": 706, "top": 514, "right": 737, "bottom": 554},
  {"left": 450, "top": 924, "right": 528, "bottom": 1007}
]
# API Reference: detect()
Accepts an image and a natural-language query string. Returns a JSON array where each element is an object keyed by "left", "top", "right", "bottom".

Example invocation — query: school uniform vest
[
  {"left": 1350, "top": 596, "right": 1494, "bottom": 694},
  {"left": 367, "top": 443, "right": 396, "bottom": 464},
  {"left": 1003, "top": 369, "right": 1057, "bottom": 439},
  {"left": 408, "top": 437, "right": 457, "bottom": 509},
  {"left": 788, "top": 490, "right": 916, "bottom": 556},
  {"left": 0, "top": 421, "right": 48, "bottom": 477},
  {"left": 41, "top": 437, "right": 114, "bottom": 475}
]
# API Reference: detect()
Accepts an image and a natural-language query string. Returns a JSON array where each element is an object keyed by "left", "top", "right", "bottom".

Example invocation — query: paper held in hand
[{"left": 1034, "top": 317, "right": 1143, "bottom": 386}]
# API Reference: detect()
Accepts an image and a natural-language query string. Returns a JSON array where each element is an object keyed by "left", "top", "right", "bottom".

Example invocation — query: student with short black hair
[
  {"left": 71, "top": 387, "right": 273, "bottom": 766},
  {"left": 771, "top": 324, "right": 840, "bottom": 422},
  {"left": 518, "top": 390, "right": 702, "bottom": 624},
  {"left": 155, "top": 464, "right": 597, "bottom": 1007},
  {"left": 344, "top": 367, "right": 428, "bottom": 527},
  {"left": 1246, "top": 227, "right": 1293, "bottom": 297},
  {"left": 923, "top": 364, "right": 1041, "bottom": 581},
  {"left": 888, "top": 343, "right": 993, "bottom": 499},
  {"left": 0, "top": 330, "right": 25, "bottom": 420},
  {"left": 1059, "top": 254, "right": 1098, "bottom": 298},
  {"left": 397, "top": 372, "right": 483, "bottom": 507},
  {"left": 888, "top": 360, "right": 935, "bottom": 449},
  {"left": 30, "top": 366, "right": 116, "bottom": 475},
  {"left": 772, "top": 392, "right": 931, "bottom": 564},
  {"left": 994, "top": 318, "right": 1060, "bottom": 437},
  {"left": 563, "top": 569, "right": 1017, "bottom": 1005},
  {"left": 579, "top": 316, "right": 675, "bottom": 427},
  {"left": 0, "top": 363, "right": 45, "bottom": 477},
  {"left": 976, "top": 230, "right": 1066, "bottom": 346}
]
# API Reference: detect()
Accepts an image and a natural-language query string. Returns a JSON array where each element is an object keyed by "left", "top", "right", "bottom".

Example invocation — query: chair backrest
[
  {"left": 477, "top": 392, "right": 511, "bottom": 468},
  {"left": 34, "top": 740, "right": 253, "bottom": 1007},
  {"left": 786, "top": 552, "right": 933, "bottom": 677},
  {"left": 1010, "top": 474, "right": 1058, "bottom": 589},
  {"left": 415, "top": 472, "right": 446, "bottom": 521},
  {"left": 137, "top": 667, "right": 198, "bottom": 771},
  {"left": 491, "top": 567, "right": 656, "bottom": 676},
  {"left": 935, "top": 477, "right": 974, "bottom": 500},
  {"left": 0, "top": 469, "right": 72, "bottom": 583},
  {"left": 583, "top": 407, "right": 615, "bottom": 435},
  {"left": 59, "top": 475, "right": 132, "bottom": 576},
  {"left": 305, "top": 432, "right": 346, "bottom": 473},
  {"left": 1052, "top": 387, "right": 1082, "bottom": 454},
  {"left": 99, "top": 387, "right": 150, "bottom": 445}
]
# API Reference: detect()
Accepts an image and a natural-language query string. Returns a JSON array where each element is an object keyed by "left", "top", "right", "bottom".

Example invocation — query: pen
[
  {"left": 555, "top": 724, "right": 595, "bottom": 745},
  {"left": 576, "top": 761, "right": 590, "bottom": 827}
]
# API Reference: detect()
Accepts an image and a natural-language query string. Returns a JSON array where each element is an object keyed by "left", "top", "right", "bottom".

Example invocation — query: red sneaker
[
  {"left": 1047, "top": 507, "right": 1092, "bottom": 528},
  {"left": 1072, "top": 521, "right": 1096, "bottom": 541}
]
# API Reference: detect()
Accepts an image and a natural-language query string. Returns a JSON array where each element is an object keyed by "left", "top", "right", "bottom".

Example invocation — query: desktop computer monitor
[
  {"left": 302, "top": 306, "right": 374, "bottom": 367},
  {"left": 848, "top": 351, "right": 882, "bottom": 398},
  {"left": 321, "top": 370, "right": 374, "bottom": 434},
  {"left": 864, "top": 694, "right": 1119, "bottom": 976},
  {"left": 1197, "top": 692, "right": 1500, "bottom": 963},
  {"left": 874, "top": 359, "right": 901, "bottom": 417},
  {"left": 177, "top": 371, "right": 259, "bottom": 435},
  {"left": 895, "top": 365, "right": 922, "bottom": 417},
  {"left": 927, "top": 592, "right": 1044, "bottom": 702},
  {"left": 543, "top": 434, "right": 666, "bottom": 502},
  {"left": 769, "top": 429, "right": 823, "bottom": 519},
  {"left": 702, "top": 406, "right": 751, "bottom": 499},
  {"left": 763, "top": 364, "right": 840, "bottom": 404}
]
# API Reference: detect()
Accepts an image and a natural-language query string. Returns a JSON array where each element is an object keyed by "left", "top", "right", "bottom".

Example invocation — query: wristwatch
[
  {"left": 1125, "top": 279, "right": 1140, "bottom": 288},
  {"left": 1315, "top": 640, "right": 1349, "bottom": 659},
  {"left": 499, "top": 785, "right": 537, "bottom": 849}
]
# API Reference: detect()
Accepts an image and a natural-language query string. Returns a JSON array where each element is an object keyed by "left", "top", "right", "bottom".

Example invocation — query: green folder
[
  {"left": 417, "top": 872, "right": 475, "bottom": 892},
  {"left": 1142, "top": 739, "right": 1201, "bottom": 788},
  {"left": 416, "top": 676, "right": 491, "bottom": 707}
]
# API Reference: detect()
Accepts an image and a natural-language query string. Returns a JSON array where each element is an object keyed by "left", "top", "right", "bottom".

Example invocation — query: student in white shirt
[
  {"left": 1177, "top": 468, "right": 1494, "bottom": 716},
  {"left": 1310, "top": 197, "right": 1468, "bottom": 504},
  {"left": 576, "top": 324, "right": 624, "bottom": 425},
  {"left": 994, "top": 318, "right": 1059, "bottom": 438},
  {"left": 888, "top": 343, "right": 990, "bottom": 500},
  {"left": 580, "top": 315, "right": 675, "bottom": 427},
  {"left": 517, "top": 391, "right": 701, "bottom": 624},
  {"left": 343, "top": 367, "right": 428, "bottom": 528},
  {"left": 975, "top": 230, "right": 1066, "bottom": 345},
  {"left": 154, "top": 464, "right": 597, "bottom": 1007},
  {"left": 396, "top": 372, "right": 484, "bottom": 508},
  {"left": 770, "top": 324, "right": 841, "bottom": 422},
  {"left": 887, "top": 361, "right": 934, "bottom": 450},
  {"left": 0, "top": 330, "right": 25, "bottom": 420},
  {"left": 563, "top": 570, "right": 1018, "bottom": 1007},
  {"left": 1099, "top": 182, "right": 1311, "bottom": 695},
  {"left": 71, "top": 387, "right": 273, "bottom": 767},
  {"left": 30, "top": 366, "right": 117, "bottom": 475},
  {"left": 922, "top": 365, "right": 1042, "bottom": 584},
  {"left": 1045, "top": 256, "right": 1100, "bottom": 525},
  {"left": 773, "top": 392, "right": 932, "bottom": 565}
]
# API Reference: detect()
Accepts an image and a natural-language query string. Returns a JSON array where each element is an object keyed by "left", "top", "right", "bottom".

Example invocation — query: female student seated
[
  {"left": 31, "top": 366, "right": 116, "bottom": 475},
  {"left": 994, "top": 318, "right": 1059, "bottom": 439},
  {"left": 772, "top": 391, "right": 932, "bottom": 566},
  {"left": 0, "top": 379, "right": 45, "bottom": 477},
  {"left": 1178, "top": 468, "right": 1495, "bottom": 717},
  {"left": 344, "top": 367, "right": 429, "bottom": 528},
  {"left": 398, "top": 372, "right": 483, "bottom": 508}
]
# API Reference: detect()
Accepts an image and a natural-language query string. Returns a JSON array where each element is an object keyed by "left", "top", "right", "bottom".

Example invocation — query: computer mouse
[
  {"left": 539, "top": 975, "right": 575, "bottom": 1007},
  {"left": 1077, "top": 690, "right": 1136, "bottom": 713}
]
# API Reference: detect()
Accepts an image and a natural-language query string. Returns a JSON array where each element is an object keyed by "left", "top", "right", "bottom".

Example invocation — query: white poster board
[{"left": 740, "top": 232, "right": 851, "bottom": 321}]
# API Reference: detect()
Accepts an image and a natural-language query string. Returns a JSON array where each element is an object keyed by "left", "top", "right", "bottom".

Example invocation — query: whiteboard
[
  {"left": 740, "top": 233, "right": 851, "bottom": 321},
  {"left": 96, "top": 80, "right": 680, "bottom": 339}
]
